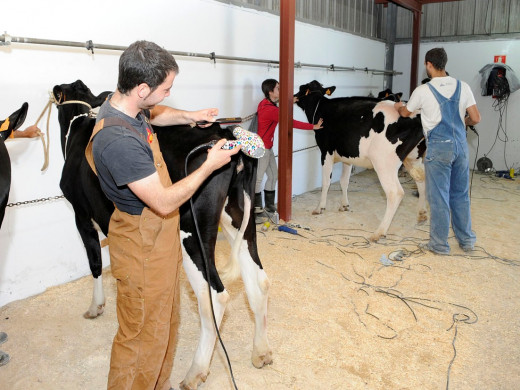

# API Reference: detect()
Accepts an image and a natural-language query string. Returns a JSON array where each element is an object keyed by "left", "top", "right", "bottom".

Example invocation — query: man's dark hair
[
  {"left": 261, "top": 79, "right": 278, "bottom": 99},
  {"left": 117, "top": 40, "right": 179, "bottom": 94},
  {"left": 425, "top": 48, "right": 448, "bottom": 71}
]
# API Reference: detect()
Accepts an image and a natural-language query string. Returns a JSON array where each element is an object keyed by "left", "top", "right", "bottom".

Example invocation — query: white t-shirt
[{"left": 406, "top": 76, "right": 476, "bottom": 134}]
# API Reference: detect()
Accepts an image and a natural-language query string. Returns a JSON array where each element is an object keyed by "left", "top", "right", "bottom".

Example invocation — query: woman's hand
[
  {"left": 14, "top": 125, "right": 42, "bottom": 138},
  {"left": 313, "top": 118, "right": 324, "bottom": 130}
]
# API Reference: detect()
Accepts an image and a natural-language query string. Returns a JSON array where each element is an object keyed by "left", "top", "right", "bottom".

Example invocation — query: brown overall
[{"left": 86, "top": 117, "right": 182, "bottom": 390}]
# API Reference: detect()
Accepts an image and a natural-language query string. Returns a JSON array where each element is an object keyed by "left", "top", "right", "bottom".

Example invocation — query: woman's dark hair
[
  {"left": 117, "top": 40, "right": 179, "bottom": 94},
  {"left": 261, "top": 79, "right": 278, "bottom": 99},
  {"left": 425, "top": 48, "right": 448, "bottom": 71}
]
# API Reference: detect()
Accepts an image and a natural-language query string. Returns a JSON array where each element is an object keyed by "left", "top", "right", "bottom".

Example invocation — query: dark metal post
[
  {"left": 384, "top": 2, "right": 398, "bottom": 91},
  {"left": 278, "top": 0, "right": 296, "bottom": 222},
  {"left": 410, "top": 7, "right": 422, "bottom": 94}
]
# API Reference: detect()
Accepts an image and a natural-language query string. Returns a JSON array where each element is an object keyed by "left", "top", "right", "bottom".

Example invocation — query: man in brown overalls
[{"left": 85, "top": 40, "right": 239, "bottom": 390}]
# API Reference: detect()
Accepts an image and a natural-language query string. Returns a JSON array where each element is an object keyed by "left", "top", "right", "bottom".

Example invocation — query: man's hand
[
  {"left": 394, "top": 101, "right": 405, "bottom": 111},
  {"left": 192, "top": 108, "right": 219, "bottom": 128},
  {"left": 394, "top": 101, "right": 412, "bottom": 117},
  {"left": 203, "top": 139, "right": 241, "bottom": 171}
]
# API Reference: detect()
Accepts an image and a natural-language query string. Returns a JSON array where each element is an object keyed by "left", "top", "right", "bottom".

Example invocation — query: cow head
[
  {"left": 53, "top": 80, "right": 111, "bottom": 155},
  {"left": 294, "top": 80, "right": 336, "bottom": 101},
  {"left": 294, "top": 80, "right": 336, "bottom": 120},
  {"left": 0, "top": 102, "right": 29, "bottom": 141},
  {"left": 377, "top": 88, "right": 403, "bottom": 102},
  {"left": 53, "top": 79, "right": 110, "bottom": 109}
]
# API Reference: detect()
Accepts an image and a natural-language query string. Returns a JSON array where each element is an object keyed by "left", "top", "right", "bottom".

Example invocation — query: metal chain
[
  {"left": 240, "top": 112, "right": 256, "bottom": 122},
  {"left": 7, "top": 195, "right": 65, "bottom": 208}
]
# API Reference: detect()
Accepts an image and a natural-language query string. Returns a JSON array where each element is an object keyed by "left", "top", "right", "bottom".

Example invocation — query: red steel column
[{"left": 278, "top": 0, "right": 296, "bottom": 222}]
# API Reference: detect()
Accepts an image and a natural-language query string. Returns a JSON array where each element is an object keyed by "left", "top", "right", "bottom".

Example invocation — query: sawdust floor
[{"left": 1, "top": 170, "right": 519, "bottom": 390}]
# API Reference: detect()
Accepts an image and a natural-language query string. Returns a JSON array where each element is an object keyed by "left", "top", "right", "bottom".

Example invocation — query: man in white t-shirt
[{"left": 394, "top": 47, "right": 481, "bottom": 255}]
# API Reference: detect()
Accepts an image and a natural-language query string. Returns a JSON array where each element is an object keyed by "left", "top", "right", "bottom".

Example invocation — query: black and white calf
[
  {"left": 0, "top": 103, "right": 29, "bottom": 227},
  {"left": 295, "top": 80, "right": 427, "bottom": 241},
  {"left": 53, "top": 80, "right": 272, "bottom": 389}
]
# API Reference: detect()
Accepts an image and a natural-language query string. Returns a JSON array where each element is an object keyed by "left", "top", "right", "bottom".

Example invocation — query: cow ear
[
  {"left": 325, "top": 86, "right": 336, "bottom": 95},
  {"left": 7, "top": 102, "right": 28, "bottom": 132},
  {"left": 53, "top": 86, "right": 64, "bottom": 104}
]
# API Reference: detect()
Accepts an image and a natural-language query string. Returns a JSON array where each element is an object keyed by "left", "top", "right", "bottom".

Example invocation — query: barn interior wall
[
  {"left": 0, "top": 0, "right": 385, "bottom": 307},
  {"left": 392, "top": 39, "right": 520, "bottom": 174}
]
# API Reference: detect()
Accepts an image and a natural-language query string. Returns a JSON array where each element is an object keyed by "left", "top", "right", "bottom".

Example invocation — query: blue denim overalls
[{"left": 424, "top": 80, "right": 476, "bottom": 254}]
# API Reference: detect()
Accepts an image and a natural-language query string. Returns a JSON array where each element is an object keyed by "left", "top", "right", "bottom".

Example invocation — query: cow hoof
[
  {"left": 83, "top": 303, "right": 105, "bottom": 319},
  {"left": 417, "top": 211, "right": 428, "bottom": 225},
  {"left": 338, "top": 205, "right": 350, "bottom": 212},
  {"left": 252, "top": 349, "right": 273, "bottom": 368},
  {"left": 369, "top": 233, "right": 385, "bottom": 242},
  {"left": 312, "top": 208, "right": 325, "bottom": 215},
  {"left": 180, "top": 372, "right": 208, "bottom": 390}
]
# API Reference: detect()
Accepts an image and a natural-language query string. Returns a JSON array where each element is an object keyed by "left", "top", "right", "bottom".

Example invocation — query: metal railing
[{"left": 0, "top": 32, "right": 402, "bottom": 76}]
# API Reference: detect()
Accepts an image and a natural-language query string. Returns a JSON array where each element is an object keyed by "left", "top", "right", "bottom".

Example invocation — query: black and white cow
[
  {"left": 53, "top": 80, "right": 272, "bottom": 389},
  {"left": 0, "top": 103, "right": 29, "bottom": 227},
  {"left": 295, "top": 80, "right": 427, "bottom": 241}
]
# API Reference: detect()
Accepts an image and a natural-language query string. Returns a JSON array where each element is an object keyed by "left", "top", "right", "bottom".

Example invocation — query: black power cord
[
  {"left": 185, "top": 141, "right": 239, "bottom": 390},
  {"left": 468, "top": 125, "right": 479, "bottom": 200}
]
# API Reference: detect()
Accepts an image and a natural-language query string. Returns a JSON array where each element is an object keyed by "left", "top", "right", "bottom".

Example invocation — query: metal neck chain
[{"left": 7, "top": 195, "right": 65, "bottom": 208}]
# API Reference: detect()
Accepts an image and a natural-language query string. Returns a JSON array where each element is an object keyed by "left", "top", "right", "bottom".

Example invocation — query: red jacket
[{"left": 257, "top": 98, "right": 314, "bottom": 149}]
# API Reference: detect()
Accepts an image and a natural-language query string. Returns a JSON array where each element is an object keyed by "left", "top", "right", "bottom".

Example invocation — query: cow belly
[
  {"left": 333, "top": 130, "right": 402, "bottom": 170},
  {"left": 334, "top": 152, "right": 374, "bottom": 169}
]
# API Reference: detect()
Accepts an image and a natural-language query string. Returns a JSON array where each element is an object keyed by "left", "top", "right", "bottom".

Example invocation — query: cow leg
[
  {"left": 402, "top": 157, "right": 427, "bottom": 224},
  {"left": 338, "top": 163, "right": 352, "bottom": 212},
  {"left": 371, "top": 160, "right": 404, "bottom": 242},
  {"left": 73, "top": 214, "right": 105, "bottom": 319},
  {"left": 240, "top": 255, "right": 272, "bottom": 369},
  {"left": 219, "top": 206, "right": 272, "bottom": 369},
  {"left": 313, "top": 152, "right": 334, "bottom": 215},
  {"left": 180, "top": 232, "right": 229, "bottom": 390}
]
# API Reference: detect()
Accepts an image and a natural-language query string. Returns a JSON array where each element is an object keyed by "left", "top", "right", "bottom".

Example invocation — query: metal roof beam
[{"left": 375, "top": 0, "right": 464, "bottom": 13}]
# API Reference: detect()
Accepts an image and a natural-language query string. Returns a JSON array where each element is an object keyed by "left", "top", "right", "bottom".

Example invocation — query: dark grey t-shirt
[{"left": 92, "top": 95, "right": 156, "bottom": 215}]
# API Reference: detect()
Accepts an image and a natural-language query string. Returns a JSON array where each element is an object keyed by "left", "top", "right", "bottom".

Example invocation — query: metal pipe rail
[{"left": 0, "top": 32, "right": 402, "bottom": 76}]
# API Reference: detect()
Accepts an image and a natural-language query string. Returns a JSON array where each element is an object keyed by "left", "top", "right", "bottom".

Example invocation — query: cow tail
[{"left": 220, "top": 189, "right": 251, "bottom": 284}]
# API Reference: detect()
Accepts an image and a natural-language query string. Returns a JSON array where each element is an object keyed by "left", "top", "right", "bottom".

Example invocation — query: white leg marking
[
  {"left": 180, "top": 230, "right": 230, "bottom": 390},
  {"left": 219, "top": 193, "right": 272, "bottom": 369},
  {"left": 84, "top": 275, "right": 105, "bottom": 319},
  {"left": 403, "top": 155, "right": 428, "bottom": 224},
  {"left": 371, "top": 152, "right": 404, "bottom": 241},
  {"left": 338, "top": 163, "right": 352, "bottom": 211},
  {"left": 314, "top": 153, "right": 334, "bottom": 214}
]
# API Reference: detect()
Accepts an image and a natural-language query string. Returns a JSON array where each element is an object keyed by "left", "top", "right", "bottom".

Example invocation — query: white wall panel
[
  {"left": 0, "top": 0, "right": 385, "bottom": 306},
  {"left": 393, "top": 39, "right": 520, "bottom": 175}
]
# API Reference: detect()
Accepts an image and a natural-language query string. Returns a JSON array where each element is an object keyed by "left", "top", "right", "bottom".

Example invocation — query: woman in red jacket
[{"left": 255, "top": 79, "right": 323, "bottom": 222}]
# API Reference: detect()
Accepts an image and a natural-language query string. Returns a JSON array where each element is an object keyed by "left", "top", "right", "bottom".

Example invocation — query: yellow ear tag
[
  {"left": 305, "top": 89, "right": 310, "bottom": 96},
  {"left": 325, "top": 89, "right": 331, "bottom": 95},
  {"left": 0, "top": 118, "right": 9, "bottom": 132}
]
